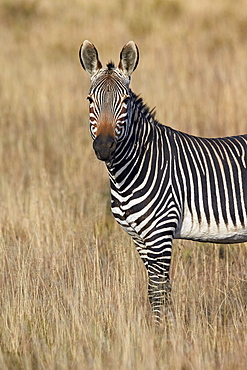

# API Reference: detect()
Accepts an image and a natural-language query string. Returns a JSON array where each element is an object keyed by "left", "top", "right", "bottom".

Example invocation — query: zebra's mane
[
  {"left": 107, "top": 61, "right": 115, "bottom": 70},
  {"left": 132, "top": 92, "right": 158, "bottom": 126}
]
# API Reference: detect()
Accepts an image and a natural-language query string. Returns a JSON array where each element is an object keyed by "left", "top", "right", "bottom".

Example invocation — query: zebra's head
[{"left": 79, "top": 40, "right": 139, "bottom": 162}]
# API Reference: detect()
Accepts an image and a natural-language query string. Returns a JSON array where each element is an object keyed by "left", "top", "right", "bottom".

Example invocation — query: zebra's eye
[
  {"left": 87, "top": 95, "right": 94, "bottom": 104},
  {"left": 122, "top": 94, "right": 130, "bottom": 103}
]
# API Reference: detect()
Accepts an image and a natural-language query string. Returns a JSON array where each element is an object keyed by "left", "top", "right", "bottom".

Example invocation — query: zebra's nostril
[{"left": 108, "top": 140, "right": 116, "bottom": 150}]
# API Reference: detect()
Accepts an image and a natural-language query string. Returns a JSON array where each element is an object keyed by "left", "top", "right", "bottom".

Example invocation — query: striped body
[
  {"left": 79, "top": 40, "right": 247, "bottom": 323},
  {"left": 110, "top": 115, "right": 247, "bottom": 246},
  {"left": 174, "top": 134, "right": 247, "bottom": 243}
]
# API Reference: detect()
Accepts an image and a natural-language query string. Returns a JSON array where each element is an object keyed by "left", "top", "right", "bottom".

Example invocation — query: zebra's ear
[
  {"left": 118, "top": 41, "right": 139, "bottom": 76},
  {"left": 79, "top": 40, "right": 102, "bottom": 76}
]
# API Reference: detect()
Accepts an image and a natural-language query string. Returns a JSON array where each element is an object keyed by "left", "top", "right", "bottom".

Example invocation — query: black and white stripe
[
  {"left": 88, "top": 67, "right": 130, "bottom": 141},
  {"left": 110, "top": 97, "right": 247, "bottom": 321}
]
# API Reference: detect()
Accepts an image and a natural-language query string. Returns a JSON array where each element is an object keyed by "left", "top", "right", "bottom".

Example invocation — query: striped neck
[{"left": 106, "top": 91, "right": 160, "bottom": 186}]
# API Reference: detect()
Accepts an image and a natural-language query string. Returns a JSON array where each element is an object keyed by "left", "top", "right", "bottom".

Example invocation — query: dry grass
[{"left": 0, "top": 0, "right": 247, "bottom": 368}]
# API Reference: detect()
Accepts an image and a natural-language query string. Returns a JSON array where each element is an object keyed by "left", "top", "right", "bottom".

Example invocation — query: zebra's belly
[{"left": 175, "top": 214, "right": 247, "bottom": 244}]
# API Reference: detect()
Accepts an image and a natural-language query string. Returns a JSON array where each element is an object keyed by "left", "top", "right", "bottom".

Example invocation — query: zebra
[{"left": 79, "top": 40, "right": 247, "bottom": 323}]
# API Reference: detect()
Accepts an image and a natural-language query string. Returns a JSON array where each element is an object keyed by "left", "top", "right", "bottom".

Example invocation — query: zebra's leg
[
  {"left": 133, "top": 237, "right": 148, "bottom": 267},
  {"left": 148, "top": 271, "right": 172, "bottom": 324},
  {"left": 146, "top": 238, "right": 174, "bottom": 325},
  {"left": 133, "top": 234, "right": 174, "bottom": 325}
]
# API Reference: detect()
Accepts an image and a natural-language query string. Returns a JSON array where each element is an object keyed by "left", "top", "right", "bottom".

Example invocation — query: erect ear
[
  {"left": 79, "top": 40, "right": 102, "bottom": 76},
  {"left": 118, "top": 41, "right": 139, "bottom": 76}
]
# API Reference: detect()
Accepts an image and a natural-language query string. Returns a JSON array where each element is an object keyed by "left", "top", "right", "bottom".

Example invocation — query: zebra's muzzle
[{"left": 93, "top": 134, "right": 116, "bottom": 162}]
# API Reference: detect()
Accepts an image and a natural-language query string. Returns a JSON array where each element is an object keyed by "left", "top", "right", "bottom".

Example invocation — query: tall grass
[{"left": 0, "top": 0, "right": 247, "bottom": 368}]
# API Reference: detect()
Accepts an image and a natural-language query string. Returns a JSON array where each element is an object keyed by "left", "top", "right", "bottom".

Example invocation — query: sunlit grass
[{"left": 0, "top": 0, "right": 247, "bottom": 368}]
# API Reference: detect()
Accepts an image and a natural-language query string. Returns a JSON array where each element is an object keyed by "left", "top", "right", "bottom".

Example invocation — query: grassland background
[{"left": 0, "top": 0, "right": 247, "bottom": 369}]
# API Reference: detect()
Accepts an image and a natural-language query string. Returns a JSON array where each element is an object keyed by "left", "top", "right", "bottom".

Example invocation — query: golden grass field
[{"left": 0, "top": 0, "right": 247, "bottom": 368}]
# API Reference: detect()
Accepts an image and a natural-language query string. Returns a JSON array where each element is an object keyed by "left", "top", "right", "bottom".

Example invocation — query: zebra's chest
[{"left": 110, "top": 189, "right": 154, "bottom": 236}]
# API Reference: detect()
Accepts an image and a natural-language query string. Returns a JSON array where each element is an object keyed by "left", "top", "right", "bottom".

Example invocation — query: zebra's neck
[{"left": 106, "top": 92, "right": 168, "bottom": 191}]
